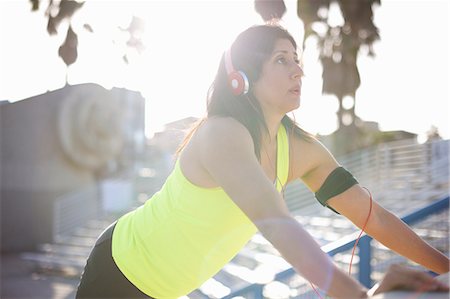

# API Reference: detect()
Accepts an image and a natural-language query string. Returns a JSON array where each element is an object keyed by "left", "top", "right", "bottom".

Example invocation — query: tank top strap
[{"left": 275, "top": 124, "right": 289, "bottom": 192}]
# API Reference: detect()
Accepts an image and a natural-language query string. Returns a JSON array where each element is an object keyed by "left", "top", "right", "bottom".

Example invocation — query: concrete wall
[{"left": 0, "top": 83, "right": 145, "bottom": 252}]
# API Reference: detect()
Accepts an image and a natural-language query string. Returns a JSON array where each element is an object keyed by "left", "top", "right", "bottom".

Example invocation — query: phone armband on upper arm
[{"left": 315, "top": 167, "right": 358, "bottom": 214}]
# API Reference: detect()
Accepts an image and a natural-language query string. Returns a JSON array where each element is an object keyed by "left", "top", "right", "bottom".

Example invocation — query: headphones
[{"left": 224, "top": 48, "right": 250, "bottom": 96}]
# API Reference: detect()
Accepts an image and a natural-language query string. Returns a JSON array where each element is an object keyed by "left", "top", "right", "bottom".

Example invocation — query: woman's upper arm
[
  {"left": 198, "top": 118, "right": 290, "bottom": 222},
  {"left": 295, "top": 137, "right": 340, "bottom": 193},
  {"left": 294, "top": 136, "right": 374, "bottom": 225}
]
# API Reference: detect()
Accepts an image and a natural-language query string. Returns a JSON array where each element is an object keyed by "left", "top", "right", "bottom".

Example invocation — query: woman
[{"left": 76, "top": 24, "right": 449, "bottom": 298}]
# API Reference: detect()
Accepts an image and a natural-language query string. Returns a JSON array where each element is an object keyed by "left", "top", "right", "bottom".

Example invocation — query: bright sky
[{"left": 0, "top": 0, "right": 448, "bottom": 142}]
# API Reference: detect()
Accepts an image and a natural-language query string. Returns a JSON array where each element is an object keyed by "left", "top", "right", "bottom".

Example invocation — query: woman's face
[{"left": 252, "top": 38, "right": 303, "bottom": 116}]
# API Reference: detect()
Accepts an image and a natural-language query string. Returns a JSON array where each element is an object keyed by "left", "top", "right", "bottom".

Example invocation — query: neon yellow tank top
[{"left": 112, "top": 124, "right": 290, "bottom": 298}]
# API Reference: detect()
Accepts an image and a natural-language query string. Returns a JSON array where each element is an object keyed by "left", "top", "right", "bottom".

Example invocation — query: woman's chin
[
  {"left": 289, "top": 98, "right": 301, "bottom": 111},
  {"left": 285, "top": 103, "right": 300, "bottom": 114}
]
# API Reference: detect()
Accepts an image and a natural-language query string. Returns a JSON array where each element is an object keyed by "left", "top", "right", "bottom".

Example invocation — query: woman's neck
[{"left": 262, "top": 112, "right": 284, "bottom": 145}]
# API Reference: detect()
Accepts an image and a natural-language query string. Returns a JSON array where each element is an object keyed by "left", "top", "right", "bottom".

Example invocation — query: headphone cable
[{"left": 310, "top": 186, "right": 373, "bottom": 298}]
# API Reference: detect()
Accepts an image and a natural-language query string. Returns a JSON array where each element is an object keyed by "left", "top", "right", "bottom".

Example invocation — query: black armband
[{"left": 315, "top": 167, "right": 358, "bottom": 214}]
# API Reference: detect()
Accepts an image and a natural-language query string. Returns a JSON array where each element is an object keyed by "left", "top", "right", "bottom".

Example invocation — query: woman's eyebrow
[{"left": 272, "top": 50, "right": 299, "bottom": 58}]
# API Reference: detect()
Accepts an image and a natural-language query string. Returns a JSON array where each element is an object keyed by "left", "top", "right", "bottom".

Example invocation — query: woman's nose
[{"left": 292, "top": 64, "right": 304, "bottom": 80}]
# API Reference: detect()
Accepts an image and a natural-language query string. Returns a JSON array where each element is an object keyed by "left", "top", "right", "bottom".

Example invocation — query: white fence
[
  {"left": 285, "top": 139, "right": 449, "bottom": 216},
  {"left": 52, "top": 139, "right": 449, "bottom": 241},
  {"left": 52, "top": 185, "right": 99, "bottom": 241}
]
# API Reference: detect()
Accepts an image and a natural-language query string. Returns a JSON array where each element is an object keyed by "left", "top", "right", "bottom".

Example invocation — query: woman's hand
[{"left": 368, "top": 264, "right": 449, "bottom": 297}]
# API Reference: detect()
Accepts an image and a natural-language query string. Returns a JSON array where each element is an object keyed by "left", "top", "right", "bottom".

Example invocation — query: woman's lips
[{"left": 289, "top": 88, "right": 300, "bottom": 96}]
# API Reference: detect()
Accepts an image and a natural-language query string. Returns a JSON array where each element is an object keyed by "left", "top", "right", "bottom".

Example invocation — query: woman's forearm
[
  {"left": 367, "top": 206, "right": 449, "bottom": 274},
  {"left": 257, "top": 216, "right": 368, "bottom": 298}
]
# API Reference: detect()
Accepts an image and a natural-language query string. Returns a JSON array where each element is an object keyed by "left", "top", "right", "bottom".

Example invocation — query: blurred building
[
  {"left": 0, "top": 83, "right": 145, "bottom": 252},
  {"left": 150, "top": 116, "right": 199, "bottom": 153},
  {"left": 319, "top": 119, "right": 418, "bottom": 156},
  {"left": 147, "top": 116, "right": 199, "bottom": 171}
]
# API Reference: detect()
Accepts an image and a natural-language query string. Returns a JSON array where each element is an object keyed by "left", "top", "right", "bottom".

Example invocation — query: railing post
[
  {"left": 254, "top": 284, "right": 264, "bottom": 299},
  {"left": 358, "top": 236, "right": 372, "bottom": 288}
]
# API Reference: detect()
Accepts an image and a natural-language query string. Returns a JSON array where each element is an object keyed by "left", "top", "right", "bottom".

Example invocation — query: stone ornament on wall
[
  {"left": 57, "top": 86, "right": 124, "bottom": 171},
  {"left": 1, "top": 83, "right": 145, "bottom": 251}
]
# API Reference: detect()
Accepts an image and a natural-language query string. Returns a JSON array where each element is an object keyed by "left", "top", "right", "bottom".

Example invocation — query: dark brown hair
[{"left": 177, "top": 24, "right": 313, "bottom": 159}]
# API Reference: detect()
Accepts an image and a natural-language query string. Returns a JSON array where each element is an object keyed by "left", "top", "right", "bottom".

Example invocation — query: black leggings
[{"left": 76, "top": 222, "right": 154, "bottom": 299}]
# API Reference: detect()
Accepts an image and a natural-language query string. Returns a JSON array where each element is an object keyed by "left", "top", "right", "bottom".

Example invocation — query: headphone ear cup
[{"left": 228, "top": 71, "right": 249, "bottom": 96}]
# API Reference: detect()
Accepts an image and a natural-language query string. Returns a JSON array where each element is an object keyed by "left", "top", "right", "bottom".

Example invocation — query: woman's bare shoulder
[
  {"left": 197, "top": 116, "right": 252, "bottom": 144},
  {"left": 201, "top": 116, "right": 247, "bottom": 131},
  {"left": 180, "top": 116, "right": 257, "bottom": 188},
  {"left": 290, "top": 133, "right": 338, "bottom": 180}
]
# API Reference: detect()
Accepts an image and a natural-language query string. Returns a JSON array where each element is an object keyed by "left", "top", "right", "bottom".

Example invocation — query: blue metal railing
[{"left": 223, "top": 196, "right": 449, "bottom": 299}]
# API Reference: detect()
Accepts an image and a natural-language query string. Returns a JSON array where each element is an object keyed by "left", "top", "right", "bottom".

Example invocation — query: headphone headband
[{"left": 224, "top": 48, "right": 234, "bottom": 76}]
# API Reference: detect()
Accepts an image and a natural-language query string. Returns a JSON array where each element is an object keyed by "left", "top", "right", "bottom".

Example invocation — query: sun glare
[
  {"left": 74, "top": 0, "right": 264, "bottom": 137},
  {"left": 0, "top": 1, "right": 448, "bottom": 139}
]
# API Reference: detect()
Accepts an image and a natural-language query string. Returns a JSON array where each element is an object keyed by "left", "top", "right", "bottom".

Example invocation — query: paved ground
[{"left": 1, "top": 253, "right": 79, "bottom": 299}]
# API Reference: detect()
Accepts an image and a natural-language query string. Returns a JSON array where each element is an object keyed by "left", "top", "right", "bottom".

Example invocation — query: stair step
[
  {"left": 186, "top": 289, "right": 209, "bottom": 299},
  {"left": 72, "top": 226, "right": 105, "bottom": 238},
  {"left": 212, "top": 268, "right": 249, "bottom": 292},
  {"left": 198, "top": 278, "right": 231, "bottom": 298},
  {"left": 37, "top": 243, "right": 92, "bottom": 257},
  {"left": 84, "top": 219, "right": 113, "bottom": 230},
  {"left": 21, "top": 252, "right": 86, "bottom": 274},
  {"left": 55, "top": 235, "right": 97, "bottom": 247}
]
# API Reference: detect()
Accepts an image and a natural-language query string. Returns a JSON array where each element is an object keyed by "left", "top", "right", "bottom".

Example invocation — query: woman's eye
[
  {"left": 276, "top": 57, "right": 300, "bottom": 65},
  {"left": 276, "top": 57, "right": 286, "bottom": 64}
]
